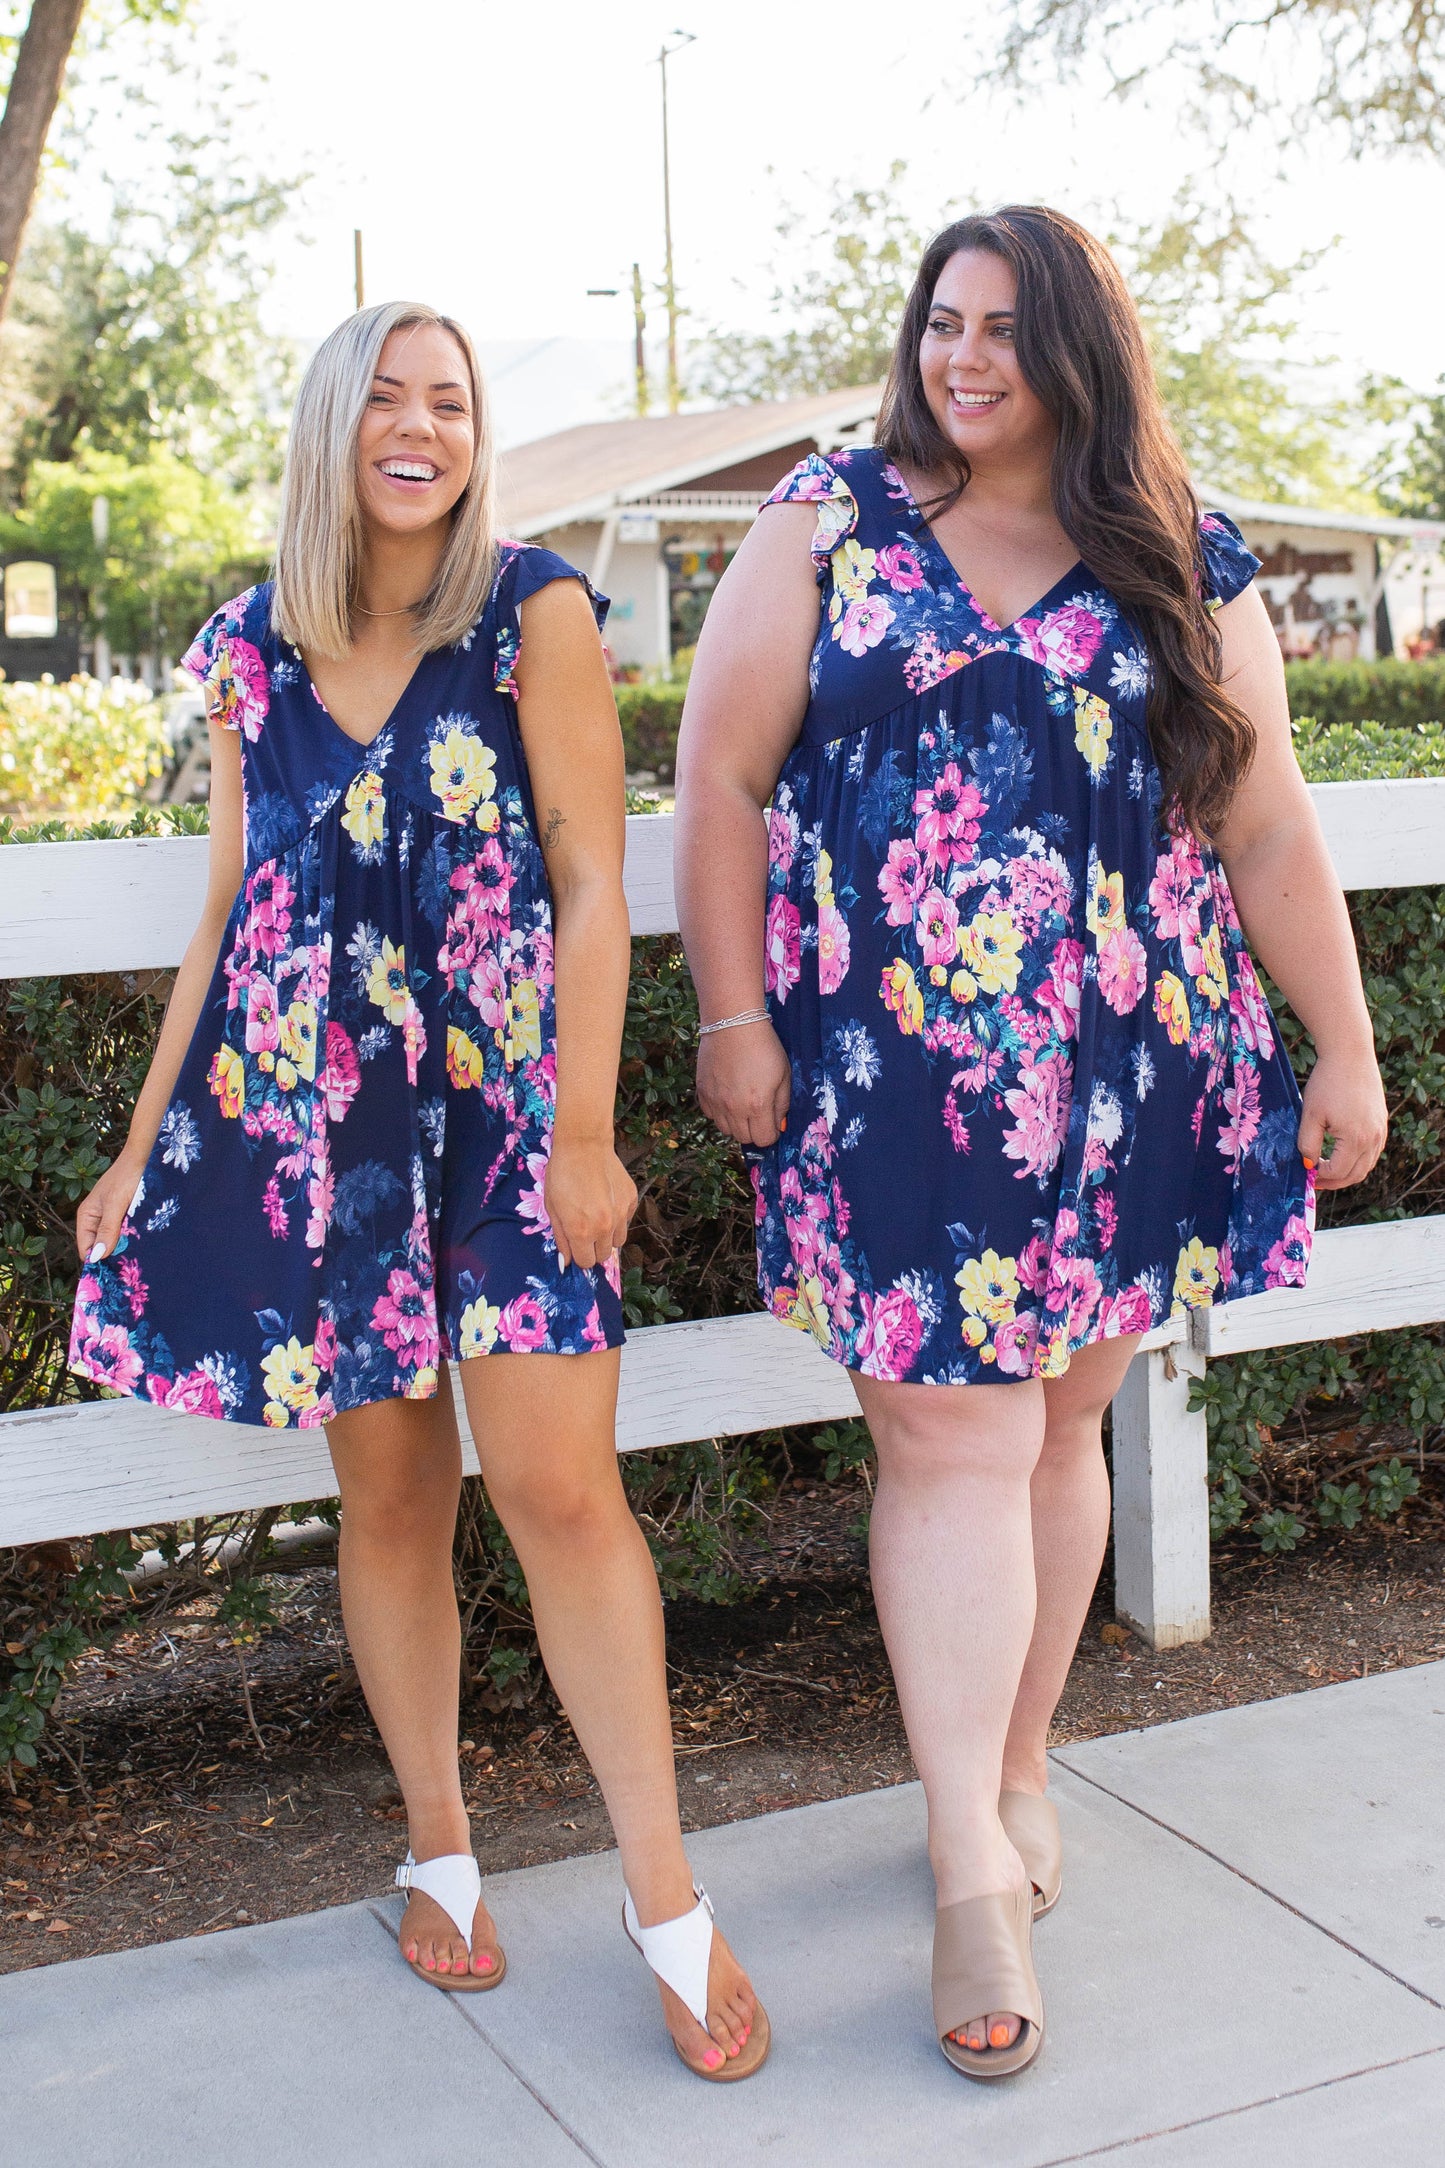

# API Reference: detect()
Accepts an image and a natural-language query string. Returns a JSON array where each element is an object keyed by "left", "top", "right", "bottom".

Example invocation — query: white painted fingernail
[{"left": 87, "top": 1243, "right": 106, "bottom": 1263}]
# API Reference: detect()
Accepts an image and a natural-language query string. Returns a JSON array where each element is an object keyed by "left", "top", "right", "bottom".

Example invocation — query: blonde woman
[{"left": 70, "top": 303, "right": 766, "bottom": 2081}]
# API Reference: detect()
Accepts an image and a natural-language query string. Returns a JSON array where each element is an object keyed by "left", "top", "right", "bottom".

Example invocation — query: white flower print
[
  {"left": 1131, "top": 1043, "right": 1156, "bottom": 1100},
  {"left": 159, "top": 1103, "right": 202, "bottom": 1172},
  {"left": 1109, "top": 647, "right": 1148, "bottom": 698},
  {"left": 835, "top": 1022, "right": 882, "bottom": 1089}
]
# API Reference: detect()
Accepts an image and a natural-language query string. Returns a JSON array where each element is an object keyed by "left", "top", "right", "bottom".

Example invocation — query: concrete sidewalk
[{"left": 6, "top": 1663, "right": 1443, "bottom": 2166}]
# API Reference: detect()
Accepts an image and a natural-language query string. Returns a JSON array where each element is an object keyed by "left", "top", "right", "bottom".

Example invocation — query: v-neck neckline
[
  {"left": 888, "top": 462, "right": 1084, "bottom": 637},
  {"left": 297, "top": 644, "right": 430, "bottom": 758}
]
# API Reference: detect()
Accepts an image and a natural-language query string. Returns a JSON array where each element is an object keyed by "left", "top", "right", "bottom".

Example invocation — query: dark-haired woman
[{"left": 675, "top": 207, "right": 1385, "bottom": 2078}]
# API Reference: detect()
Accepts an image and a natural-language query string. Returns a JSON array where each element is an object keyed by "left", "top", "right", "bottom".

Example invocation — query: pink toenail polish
[{"left": 704, "top": 2049, "right": 723, "bottom": 2070}]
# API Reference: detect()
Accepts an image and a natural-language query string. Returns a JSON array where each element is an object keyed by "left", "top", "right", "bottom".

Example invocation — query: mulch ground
[{"left": 4, "top": 1479, "right": 1443, "bottom": 1976}]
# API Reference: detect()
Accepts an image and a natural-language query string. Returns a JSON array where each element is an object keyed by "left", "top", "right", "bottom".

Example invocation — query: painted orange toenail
[{"left": 990, "top": 2023, "right": 1011, "bottom": 2047}]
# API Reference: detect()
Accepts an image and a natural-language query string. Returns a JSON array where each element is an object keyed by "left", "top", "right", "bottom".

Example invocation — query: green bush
[
  {"left": 0, "top": 674, "right": 170, "bottom": 824},
  {"left": 615, "top": 682, "right": 686, "bottom": 781},
  {"left": 1285, "top": 658, "right": 1445, "bottom": 732}
]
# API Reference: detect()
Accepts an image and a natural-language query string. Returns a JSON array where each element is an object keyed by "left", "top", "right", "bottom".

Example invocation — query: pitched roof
[
  {"left": 1200, "top": 484, "right": 1445, "bottom": 544},
  {"left": 496, "top": 384, "right": 882, "bottom": 536}
]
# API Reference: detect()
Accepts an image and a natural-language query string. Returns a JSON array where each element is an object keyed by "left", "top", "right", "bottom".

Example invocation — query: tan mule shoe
[
  {"left": 1000, "top": 1790, "right": 1062, "bottom": 1920},
  {"left": 933, "top": 1882, "right": 1044, "bottom": 2080},
  {"left": 395, "top": 1851, "right": 507, "bottom": 1992}
]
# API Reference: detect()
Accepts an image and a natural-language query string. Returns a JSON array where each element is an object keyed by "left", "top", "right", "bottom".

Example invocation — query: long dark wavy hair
[{"left": 875, "top": 205, "right": 1255, "bottom": 840}]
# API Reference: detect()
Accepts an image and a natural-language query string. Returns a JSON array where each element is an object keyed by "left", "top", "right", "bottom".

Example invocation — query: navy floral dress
[
  {"left": 70, "top": 546, "right": 625, "bottom": 1429},
  {"left": 750, "top": 448, "right": 1313, "bottom": 1384}
]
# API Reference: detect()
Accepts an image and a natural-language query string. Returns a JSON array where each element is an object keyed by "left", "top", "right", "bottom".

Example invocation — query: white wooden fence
[{"left": 2, "top": 779, "right": 1443, "bottom": 1648}]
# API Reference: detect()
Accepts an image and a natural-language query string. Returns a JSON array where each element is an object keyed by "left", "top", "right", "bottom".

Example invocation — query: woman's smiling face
[
  {"left": 918, "top": 248, "right": 1057, "bottom": 472},
  {"left": 355, "top": 321, "right": 476, "bottom": 538}
]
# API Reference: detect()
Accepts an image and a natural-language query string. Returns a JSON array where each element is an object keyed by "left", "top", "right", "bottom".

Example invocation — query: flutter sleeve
[
  {"left": 1198, "top": 511, "right": 1261, "bottom": 611},
  {"left": 494, "top": 545, "right": 609, "bottom": 698},
  {"left": 764, "top": 454, "right": 860, "bottom": 585}
]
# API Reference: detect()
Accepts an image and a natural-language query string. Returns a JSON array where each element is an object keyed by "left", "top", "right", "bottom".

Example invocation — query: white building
[{"left": 496, "top": 389, "right": 1445, "bottom": 672}]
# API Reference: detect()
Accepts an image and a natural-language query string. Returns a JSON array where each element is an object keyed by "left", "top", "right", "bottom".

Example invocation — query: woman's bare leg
[
  {"left": 326, "top": 1385, "right": 500, "bottom": 1979},
  {"left": 854, "top": 1370, "right": 1046, "bottom": 2054},
  {"left": 1000, "top": 1336, "right": 1141, "bottom": 1799},
  {"left": 462, "top": 1347, "right": 755, "bottom": 2073}
]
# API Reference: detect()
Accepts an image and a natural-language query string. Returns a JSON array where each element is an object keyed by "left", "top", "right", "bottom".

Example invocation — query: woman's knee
[
  {"left": 866, "top": 1380, "right": 1046, "bottom": 1487},
  {"left": 485, "top": 1455, "right": 629, "bottom": 1552}
]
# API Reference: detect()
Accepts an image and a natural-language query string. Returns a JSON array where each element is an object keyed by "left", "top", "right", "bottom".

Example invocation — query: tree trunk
[{"left": 0, "top": 0, "right": 89, "bottom": 330}]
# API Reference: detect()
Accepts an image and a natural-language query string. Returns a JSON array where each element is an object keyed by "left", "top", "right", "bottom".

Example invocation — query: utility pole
[
  {"left": 656, "top": 30, "right": 695, "bottom": 414},
  {"left": 353, "top": 229, "right": 365, "bottom": 311},
  {"left": 586, "top": 266, "right": 651, "bottom": 418}
]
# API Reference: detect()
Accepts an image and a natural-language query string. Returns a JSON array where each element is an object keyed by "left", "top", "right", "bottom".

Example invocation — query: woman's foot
[
  {"left": 936, "top": 1819, "right": 1031, "bottom": 2054},
  {"left": 400, "top": 1885, "right": 502, "bottom": 1981},
  {"left": 648, "top": 1915, "right": 758, "bottom": 2074}
]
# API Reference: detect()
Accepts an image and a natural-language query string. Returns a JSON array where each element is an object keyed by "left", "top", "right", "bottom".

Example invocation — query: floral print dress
[
  {"left": 750, "top": 447, "right": 1313, "bottom": 1385},
  {"left": 70, "top": 546, "right": 625, "bottom": 1429}
]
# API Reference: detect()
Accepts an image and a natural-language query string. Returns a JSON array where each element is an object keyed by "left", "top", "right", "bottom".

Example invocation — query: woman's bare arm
[
  {"left": 1213, "top": 586, "right": 1388, "bottom": 1189},
  {"left": 76, "top": 722, "right": 246, "bottom": 1258},
  {"left": 673, "top": 505, "right": 820, "bottom": 1145},
  {"left": 514, "top": 577, "right": 637, "bottom": 1269}
]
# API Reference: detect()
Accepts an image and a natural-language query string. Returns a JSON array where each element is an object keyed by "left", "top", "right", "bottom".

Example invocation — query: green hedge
[
  {"left": 1284, "top": 658, "right": 1445, "bottom": 732},
  {"left": 616, "top": 682, "right": 686, "bottom": 781}
]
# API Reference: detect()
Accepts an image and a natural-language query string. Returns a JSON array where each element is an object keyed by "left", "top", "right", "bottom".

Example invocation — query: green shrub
[
  {"left": 615, "top": 682, "right": 686, "bottom": 781},
  {"left": 1285, "top": 658, "right": 1445, "bottom": 732},
  {"left": 0, "top": 674, "right": 170, "bottom": 823}
]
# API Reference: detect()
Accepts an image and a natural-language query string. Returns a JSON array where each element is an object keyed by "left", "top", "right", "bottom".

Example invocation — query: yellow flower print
[
  {"left": 504, "top": 977, "right": 542, "bottom": 1068},
  {"left": 1073, "top": 689, "right": 1113, "bottom": 778},
  {"left": 814, "top": 848, "right": 836, "bottom": 908},
  {"left": 447, "top": 1024, "right": 485, "bottom": 1090},
  {"left": 961, "top": 1313, "right": 988, "bottom": 1348},
  {"left": 1086, "top": 863, "right": 1126, "bottom": 939},
  {"left": 476, "top": 799, "right": 501, "bottom": 834},
  {"left": 261, "top": 1336, "right": 320, "bottom": 1418},
  {"left": 429, "top": 726, "right": 497, "bottom": 823},
  {"left": 792, "top": 1274, "right": 833, "bottom": 1348},
  {"left": 407, "top": 1365, "right": 439, "bottom": 1400},
  {"left": 1173, "top": 1237, "right": 1220, "bottom": 1309},
  {"left": 209, "top": 1042, "right": 244, "bottom": 1118},
  {"left": 263, "top": 1401, "right": 290, "bottom": 1428},
  {"left": 1039, "top": 1327, "right": 1072, "bottom": 1379},
  {"left": 958, "top": 911, "right": 1024, "bottom": 997},
  {"left": 1193, "top": 924, "right": 1228, "bottom": 1010},
  {"left": 367, "top": 937, "right": 411, "bottom": 1023},
  {"left": 950, "top": 966, "right": 978, "bottom": 1004},
  {"left": 457, "top": 1295, "right": 502, "bottom": 1357},
  {"left": 1153, "top": 970, "right": 1192, "bottom": 1045},
  {"left": 275, "top": 1056, "right": 298, "bottom": 1092},
  {"left": 832, "top": 537, "right": 877, "bottom": 604},
  {"left": 955, "top": 1248, "right": 1020, "bottom": 1325},
  {"left": 341, "top": 770, "right": 386, "bottom": 850},
  {"left": 882, "top": 957, "right": 925, "bottom": 1035},
  {"left": 279, "top": 1000, "right": 318, "bottom": 1083}
]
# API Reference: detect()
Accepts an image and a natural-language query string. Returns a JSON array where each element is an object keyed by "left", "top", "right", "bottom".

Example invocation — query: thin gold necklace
[{"left": 353, "top": 600, "right": 421, "bottom": 617}]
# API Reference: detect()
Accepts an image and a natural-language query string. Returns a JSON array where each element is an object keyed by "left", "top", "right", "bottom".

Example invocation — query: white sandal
[
  {"left": 395, "top": 1850, "right": 506, "bottom": 1993},
  {"left": 622, "top": 1882, "right": 771, "bottom": 2081}
]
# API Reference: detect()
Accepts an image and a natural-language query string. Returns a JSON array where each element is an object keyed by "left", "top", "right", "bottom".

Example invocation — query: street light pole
[{"left": 656, "top": 30, "right": 694, "bottom": 415}]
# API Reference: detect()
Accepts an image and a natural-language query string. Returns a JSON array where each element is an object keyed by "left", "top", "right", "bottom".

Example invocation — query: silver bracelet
[{"left": 697, "top": 1006, "right": 770, "bottom": 1037}]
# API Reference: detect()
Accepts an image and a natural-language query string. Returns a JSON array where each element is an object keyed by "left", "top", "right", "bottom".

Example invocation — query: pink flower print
[
  {"left": 993, "top": 1311, "right": 1040, "bottom": 1378},
  {"left": 1263, "top": 1211, "right": 1311, "bottom": 1289},
  {"left": 262, "top": 1175, "right": 289, "bottom": 1238},
  {"left": 146, "top": 1366, "right": 225, "bottom": 1419},
  {"left": 497, "top": 1293, "right": 551, "bottom": 1351},
  {"left": 1017, "top": 1233, "right": 1051, "bottom": 1295},
  {"left": 915, "top": 888, "right": 960, "bottom": 969},
  {"left": 321, "top": 1023, "right": 361, "bottom": 1123},
  {"left": 518, "top": 1151, "right": 552, "bottom": 1239},
  {"left": 913, "top": 765, "right": 986, "bottom": 872},
  {"left": 1014, "top": 603, "right": 1105, "bottom": 677},
  {"left": 1098, "top": 1281, "right": 1156, "bottom": 1338},
  {"left": 1095, "top": 1190, "right": 1118, "bottom": 1247},
  {"left": 582, "top": 1304, "right": 608, "bottom": 1351},
  {"left": 798, "top": 1115, "right": 837, "bottom": 1174},
  {"left": 372, "top": 1268, "right": 440, "bottom": 1368},
  {"left": 216, "top": 635, "right": 270, "bottom": 740},
  {"left": 874, "top": 542, "right": 926, "bottom": 593},
  {"left": 817, "top": 899, "right": 851, "bottom": 994},
  {"left": 1036, "top": 938, "right": 1084, "bottom": 1042},
  {"left": 1002, "top": 1051, "right": 1072, "bottom": 1180},
  {"left": 298, "top": 1392, "right": 336, "bottom": 1430},
  {"left": 1216, "top": 1064, "right": 1261, "bottom": 1171},
  {"left": 313, "top": 1316, "right": 339, "bottom": 1370},
  {"left": 1098, "top": 926, "right": 1147, "bottom": 1016},
  {"left": 764, "top": 892, "right": 801, "bottom": 1000},
  {"left": 838, "top": 594, "right": 895, "bottom": 656},
  {"left": 246, "top": 866, "right": 294, "bottom": 959},
  {"left": 245, "top": 976, "right": 280, "bottom": 1053},
  {"left": 1054, "top": 1208, "right": 1080, "bottom": 1244},
  {"left": 83, "top": 1322, "right": 143, "bottom": 1394},
  {"left": 768, "top": 798, "right": 800, "bottom": 878},
  {"left": 1148, "top": 846, "right": 1201, "bottom": 943},
  {"left": 118, "top": 1255, "right": 148, "bottom": 1320},
  {"left": 878, "top": 838, "right": 928, "bottom": 927},
  {"left": 305, "top": 1154, "right": 335, "bottom": 1252},
  {"left": 454, "top": 839, "right": 515, "bottom": 932},
  {"left": 1045, "top": 1254, "right": 1102, "bottom": 1341},
  {"left": 464, "top": 948, "right": 506, "bottom": 1034},
  {"left": 1229, "top": 955, "right": 1275, "bottom": 1054},
  {"left": 402, "top": 997, "right": 427, "bottom": 1087},
  {"left": 855, "top": 1286, "right": 925, "bottom": 1380}
]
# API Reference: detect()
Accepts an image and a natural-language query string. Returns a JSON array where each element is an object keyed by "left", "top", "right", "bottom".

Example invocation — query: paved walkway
[{"left": 7, "top": 1662, "right": 1443, "bottom": 2166}]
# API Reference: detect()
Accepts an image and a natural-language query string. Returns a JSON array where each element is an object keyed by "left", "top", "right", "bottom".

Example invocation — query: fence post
[{"left": 1109, "top": 1330, "right": 1211, "bottom": 1650}]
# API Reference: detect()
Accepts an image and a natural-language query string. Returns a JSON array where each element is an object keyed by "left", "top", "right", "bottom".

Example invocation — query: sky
[{"left": 63, "top": 0, "right": 1445, "bottom": 443}]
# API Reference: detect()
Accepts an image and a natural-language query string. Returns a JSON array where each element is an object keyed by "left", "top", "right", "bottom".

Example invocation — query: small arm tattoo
[{"left": 543, "top": 805, "right": 566, "bottom": 849}]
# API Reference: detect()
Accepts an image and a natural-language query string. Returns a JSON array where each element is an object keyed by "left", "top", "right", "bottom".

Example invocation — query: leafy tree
[
  {"left": 988, "top": 1, "right": 1445, "bottom": 156},
  {"left": 689, "top": 164, "right": 930, "bottom": 405},
  {"left": 1376, "top": 378, "right": 1445, "bottom": 518}
]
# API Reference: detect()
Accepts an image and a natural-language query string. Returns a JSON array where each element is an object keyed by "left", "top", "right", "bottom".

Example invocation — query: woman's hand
[
  {"left": 1299, "top": 1044, "right": 1388, "bottom": 1191},
  {"left": 696, "top": 1021, "right": 792, "bottom": 1147},
  {"left": 544, "top": 1138, "right": 637, "bottom": 1271},
  {"left": 76, "top": 1146, "right": 148, "bottom": 1263}
]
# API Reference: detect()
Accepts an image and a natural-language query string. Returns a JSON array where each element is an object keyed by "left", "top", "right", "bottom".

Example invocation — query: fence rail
[{"left": 3, "top": 780, "right": 1444, "bottom": 1648}]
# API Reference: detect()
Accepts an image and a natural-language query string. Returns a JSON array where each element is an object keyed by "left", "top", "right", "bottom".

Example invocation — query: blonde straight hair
[{"left": 272, "top": 301, "right": 498, "bottom": 658}]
